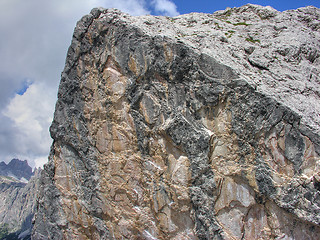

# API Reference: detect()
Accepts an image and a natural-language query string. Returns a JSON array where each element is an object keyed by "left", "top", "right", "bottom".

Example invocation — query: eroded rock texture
[
  {"left": 33, "top": 5, "right": 320, "bottom": 239},
  {"left": 0, "top": 170, "right": 40, "bottom": 239}
]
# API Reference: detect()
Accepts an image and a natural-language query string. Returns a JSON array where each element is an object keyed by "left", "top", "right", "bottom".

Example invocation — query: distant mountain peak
[{"left": 0, "top": 158, "right": 33, "bottom": 181}]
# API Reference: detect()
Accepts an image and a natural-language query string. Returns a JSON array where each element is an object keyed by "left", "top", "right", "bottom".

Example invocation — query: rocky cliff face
[
  {"left": 0, "top": 166, "right": 40, "bottom": 240},
  {"left": 33, "top": 4, "right": 320, "bottom": 239}
]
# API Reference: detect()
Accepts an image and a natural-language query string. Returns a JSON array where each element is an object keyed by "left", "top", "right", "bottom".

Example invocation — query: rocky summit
[
  {"left": 32, "top": 4, "right": 320, "bottom": 239},
  {"left": 0, "top": 159, "right": 34, "bottom": 182}
]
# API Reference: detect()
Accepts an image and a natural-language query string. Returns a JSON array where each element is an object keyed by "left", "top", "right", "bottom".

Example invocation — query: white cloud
[
  {"left": 152, "top": 0, "right": 179, "bottom": 16},
  {"left": 33, "top": 156, "right": 49, "bottom": 169},
  {"left": 2, "top": 83, "right": 56, "bottom": 168}
]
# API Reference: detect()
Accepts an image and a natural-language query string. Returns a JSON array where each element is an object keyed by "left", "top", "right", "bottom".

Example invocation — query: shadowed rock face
[{"left": 33, "top": 5, "right": 320, "bottom": 239}]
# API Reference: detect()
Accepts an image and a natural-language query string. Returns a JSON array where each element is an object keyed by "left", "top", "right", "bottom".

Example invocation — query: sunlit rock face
[{"left": 33, "top": 5, "right": 320, "bottom": 239}]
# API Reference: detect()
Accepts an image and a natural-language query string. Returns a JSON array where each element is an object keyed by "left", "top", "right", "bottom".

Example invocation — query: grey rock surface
[
  {"left": 0, "top": 169, "right": 40, "bottom": 240},
  {"left": 0, "top": 159, "right": 33, "bottom": 182},
  {"left": 33, "top": 4, "right": 320, "bottom": 239}
]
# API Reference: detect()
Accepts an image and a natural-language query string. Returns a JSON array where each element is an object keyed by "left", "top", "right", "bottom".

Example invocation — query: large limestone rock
[{"left": 33, "top": 4, "right": 320, "bottom": 239}]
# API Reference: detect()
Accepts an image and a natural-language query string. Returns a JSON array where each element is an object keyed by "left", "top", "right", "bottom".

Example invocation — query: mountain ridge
[
  {"left": 0, "top": 159, "right": 34, "bottom": 182},
  {"left": 0, "top": 160, "right": 39, "bottom": 240}
]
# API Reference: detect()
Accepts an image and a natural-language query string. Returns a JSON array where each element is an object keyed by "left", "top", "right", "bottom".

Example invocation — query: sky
[{"left": 0, "top": 0, "right": 319, "bottom": 168}]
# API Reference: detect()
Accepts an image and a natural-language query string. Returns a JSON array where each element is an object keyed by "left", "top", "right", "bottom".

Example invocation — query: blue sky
[
  {"left": 170, "top": 0, "right": 320, "bottom": 14},
  {"left": 0, "top": 0, "right": 319, "bottom": 168}
]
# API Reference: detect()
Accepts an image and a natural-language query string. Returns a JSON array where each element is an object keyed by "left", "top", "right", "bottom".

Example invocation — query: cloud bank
[
  {"left": 152, "top": 0, "right": 179, "bottom": 16},
  {"left": 0, "top": 0, "right": 179, "bottom": 168}
]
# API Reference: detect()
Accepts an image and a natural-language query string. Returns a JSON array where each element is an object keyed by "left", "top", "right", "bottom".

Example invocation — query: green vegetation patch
[
  {"left": 225, "top": 30, "right": 235, "bottom": 38},
  {"left": 233, "top": 22, "right": 251, "bottom": 26},
  {"left": 214, "top": 22, "right": 222, "bottom": 29},
  {"left": 0, "top": 224, "right": 10, "bottom": 239},
  {"left": 245, "top": 37, "right": 260, "bottom": 43}
]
